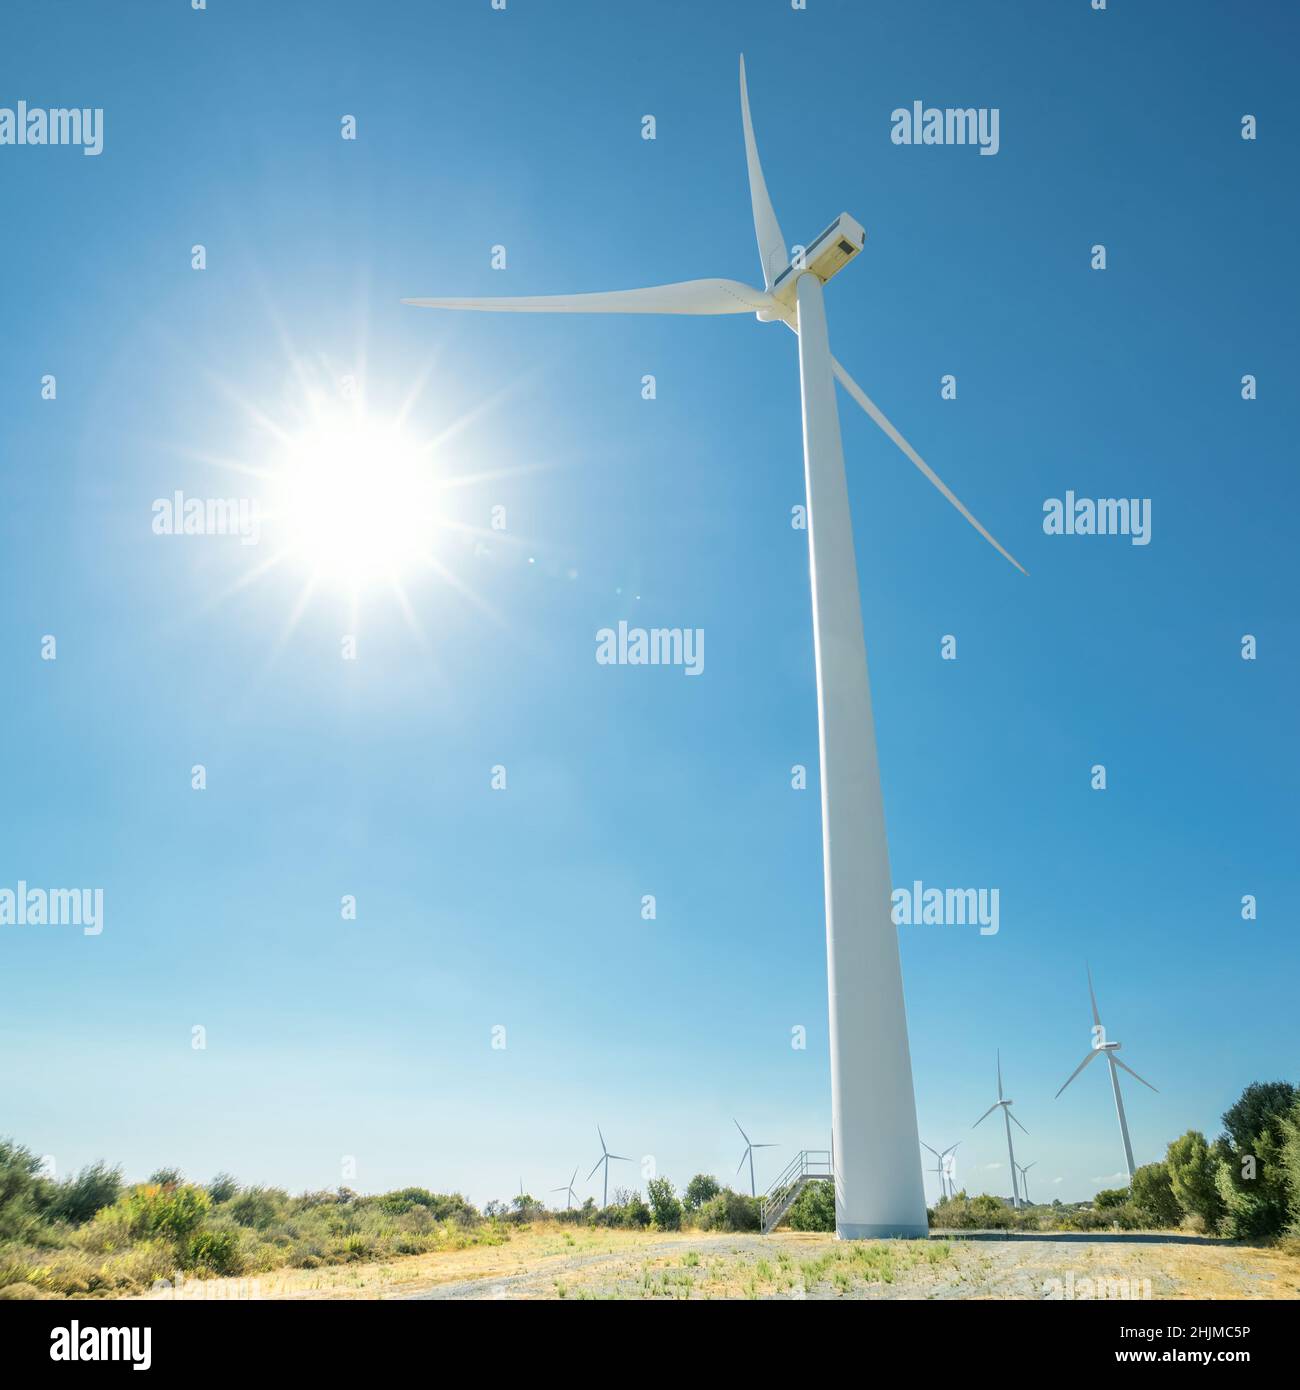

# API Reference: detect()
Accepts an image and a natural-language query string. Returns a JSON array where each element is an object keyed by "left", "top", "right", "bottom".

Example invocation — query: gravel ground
[{"left": 163, "top": 1226, "right": 1300, "bottom": 1301}]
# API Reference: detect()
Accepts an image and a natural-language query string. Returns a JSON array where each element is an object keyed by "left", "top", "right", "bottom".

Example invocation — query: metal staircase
[{"left": 759, "top": 1150, "right": 833, "bottom": 1234}]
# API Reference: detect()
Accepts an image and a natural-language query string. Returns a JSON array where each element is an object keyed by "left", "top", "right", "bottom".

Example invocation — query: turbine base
[{"left": 836, "top": 1222, "right": 930, "bottom": 1241}]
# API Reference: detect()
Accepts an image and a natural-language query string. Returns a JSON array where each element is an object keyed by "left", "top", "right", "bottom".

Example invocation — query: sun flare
[{"left": 275, "top": 415, "right": 439, "bottom": 588}]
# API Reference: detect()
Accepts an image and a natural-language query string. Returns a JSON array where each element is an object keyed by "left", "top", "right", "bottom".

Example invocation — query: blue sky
[{"left": 1, "top": 0, "right": 1297, "bottom": 1208}]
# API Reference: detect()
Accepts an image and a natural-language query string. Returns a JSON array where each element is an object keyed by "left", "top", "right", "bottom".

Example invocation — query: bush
[
  {"left": 47, "top": 1162, "right": 122, "bottom": 1226},
  {"left": 121, "top": 1183, "right": 210, "bottom": 1242},
  {"left": 682, "top": 1174, "right": 720, "bottom": 1212},
  {"left": 1130, "top": 1162, "right": 1181, "bottom": 1229},
  {"left": 375, "top": 1188, "right": 477, "bottom": 1222},
  {"left": 595, "top": 1194, "right": 651, "bottom": 1228},
  {"left": 696, "top": 1188, "right": 760, "bottom": 1233},
  {"left": 186, "top": 1228, "right": 243, "bottom": 1276},
  {"left": 1094, "top": 1187, "right": 1130, "bottom": 1210},
  {"left": 226, "top": 1187, "right": 285, "bottom": 1230},
  {"left": 207, "top": 1173, "right": 239, "bottom": 1204},
  {"left": 785, "top": 1180, "right": 835, "bottom": 1232},
  {"left": 646, "top": 1177, "right": 682, "bottom": 1231},
  {"left": 1166, "top": 1130, "right": 1224, "bottom": 1232}
]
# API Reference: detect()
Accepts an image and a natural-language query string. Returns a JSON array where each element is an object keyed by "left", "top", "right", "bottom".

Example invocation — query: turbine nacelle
[{"left": 760, "top": 213, "right": 866, "bottom": 320}]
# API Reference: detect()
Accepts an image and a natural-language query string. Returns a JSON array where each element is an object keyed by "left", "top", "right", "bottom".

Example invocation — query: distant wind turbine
[
  {"left": 973, "top": 1051, "right": 1028, "bottom": 1209},
  {"left": 1016, "top": 1160, "right": 1037, "bottom": 1205},
  {"left": 1055, "top": 965, "right": 1158, "bottom": 1184},
  {"left": 405, "top": 54, "right": 1026, "bottom": 1239},
  {"left": 734, "top": 1120, "right": 777, "bottom": 1198},
  {"left": 551, "top": 1167, "right": 579, "bottom": 1211},
  {"left": 921, "top": 1141, "right": 960, "bottom": 1200},
  {"left": 587, "top": 1126, "right": 632, "bottom": 1207}
]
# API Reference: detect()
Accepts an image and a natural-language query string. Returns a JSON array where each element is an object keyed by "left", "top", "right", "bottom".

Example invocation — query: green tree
[
  {"left": 646, "top": 1176, "right": 682, "bottom": 1230},
  {"left": 1278, "top": 1099, "right": 1300, "bottom": 1234},
  {"left": 1094, "top": 1186, "right": 1130, "bottom": 1210},
  {"left": 1166, "top": 1130, "right": 1224, "bottom": 1232},
  {"left": 1129, "top": 1162, "right": 1180, "bottom": 1228},
  {"left": 682, "top": 1174, "right": 721, "bottom": 1212},
  {"left": 1214, "top": 1131, "right": 1290, "bottom": 1240},
  {"left": 1221, "top": 1082, "right": 1297, "bottom": 1152},
  {"left": 147, "top": 1167, "right": 184, "bottom": 1188}
]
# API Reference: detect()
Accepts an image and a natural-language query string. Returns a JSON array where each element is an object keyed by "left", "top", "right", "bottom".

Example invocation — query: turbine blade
[
  {"left": 830, "top": 358, "right": 1028, "bottom": 575},
  {"left": 1010, "top": 1111, "right": 1029, "bottom": 1135},
  {"left": 738, "top": 55, "right": 787, "bottom": 289},
  {"left": 609, "top": 1154, "right": 632, "bottom": 1162},
  {"left": 753, "top": 1144, "right": 776, "bottom": 1149},
  {"left": 921, "top": 1143, "right": 940, "bottom": 1158},
  {"left": 997, "top": 1049, "right": 1004, "bottom": 1100},
  {"left": 1087, "top": 963, "right": 1101, "bottom": 1028},
  {"left": 1113, "top": 1056, "right": 1159, "bottom": 1093},
  {"left": 736, "top": 1153, "right": 748, "bottom": 1176},
  {"left": 587, "top": 1158, "right": 604, "bottom": 1180},
  {"left": 404, "top": 278, "right": 771, "bottom": 316},
  {"left": 972, "top": 1102, "right": 999, "bottom": 1128},
  {"left": 1054, "top": 1049, "right": 1101, "bottom": 1098},
  {"left": 943, "top": 1142, "right": 962, "bottom": 1157},
  {"left": 734, "top": 1119, "right": 749, "bottom": 1144}
]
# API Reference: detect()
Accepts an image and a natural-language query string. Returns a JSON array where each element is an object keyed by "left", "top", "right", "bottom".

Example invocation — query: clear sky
[{"left": 1, "top": 0, "right": 1296, "bottom": 1209}]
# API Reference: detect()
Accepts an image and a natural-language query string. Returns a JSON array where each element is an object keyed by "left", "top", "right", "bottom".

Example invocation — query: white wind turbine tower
[
  {"left": 551, "top": 1167, "right": 579, "bottom": 1211},
  {"left": 973, "top": 1051, "right": 1028, "bottom": 1209},
  {"left": 405, "top": 57, "right": 1025, "bottom": 1238},
  {"left": 921, "top": 1141, "right": 960, "bottom": 1200},
  {"left": 1016, "top": 1160, "right": 1037, "bottom": 1205},
  {"left": 1055, "top": 965, "right": 1158, "bottom": 1184},
  {"left": 586, "top": 1126, "right": 632, "bottom": 1208},
  {"left": 734, "top": 1119, "right": 776, "bottom": 1198}
]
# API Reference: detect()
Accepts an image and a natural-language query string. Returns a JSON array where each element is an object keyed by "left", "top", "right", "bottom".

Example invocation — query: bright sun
[{"left": 277, "top": 417, "right": 439, "bottom": 588}]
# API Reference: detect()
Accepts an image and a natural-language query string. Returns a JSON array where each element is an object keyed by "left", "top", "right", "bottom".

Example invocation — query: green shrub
[
  {"left": 1130, "top": 1161, "right": 1181, "bottom": 1229},
  {"left": 1094, "top": 1186, "right": 1130, "bottom": 1210},
  {"left": 646, "top": 1177, "right": 682, "bottom": 1231},
  {"left": 227, "top": 1186, "right": 286, "bottom": 1230},
  {"left": 785, "top": 1180, "right": 835, "bottom": 1232},
  {"left": 48, "top": 1162, "right": 122, "bottom": 1226},
  {"left": 119, "top": 1183, "right": 210, "bottom": 1243},
  {"left": 186, "top": 1228, "right": 244, "bottom": 1276},
  {"left": 1166, "top": 1130, "right": 1224, "bottom": 1232},
  {"left": 207, "top": 1173, "right": 239, "bottom": 1204},
  {"left": 695, "top": 1188, "right": 760, "bottom": 1233},
  {"left": 682, "top": 1174, "right": 720, "bottom": 1212}
]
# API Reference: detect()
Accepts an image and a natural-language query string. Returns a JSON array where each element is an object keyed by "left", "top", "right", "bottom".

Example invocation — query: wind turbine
[
  {"left": 1055, "top": 965, "right": 1158, "bottom": 1184},
  {"left": 405, "top": 57, "right": 1024, "bottom": 1239},
  {"left": 586, "top": 1126, "right": 631, "bottom": 1208},
  {"left": 973, "top": 1051, "right": 1028, "bottom": 1209},
  {"left": 734, "top": 1120, "right": 776, "bottom": 1198},
  {"left": 921, "top": 1141, "right": 960, "bottom": 1200},
  {"left": 551, "top": 1167, "right": 579, "bottom": 1211},
  {"left": 1015, "top": 1160, "right": 1037, "bottom": 1205}
]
